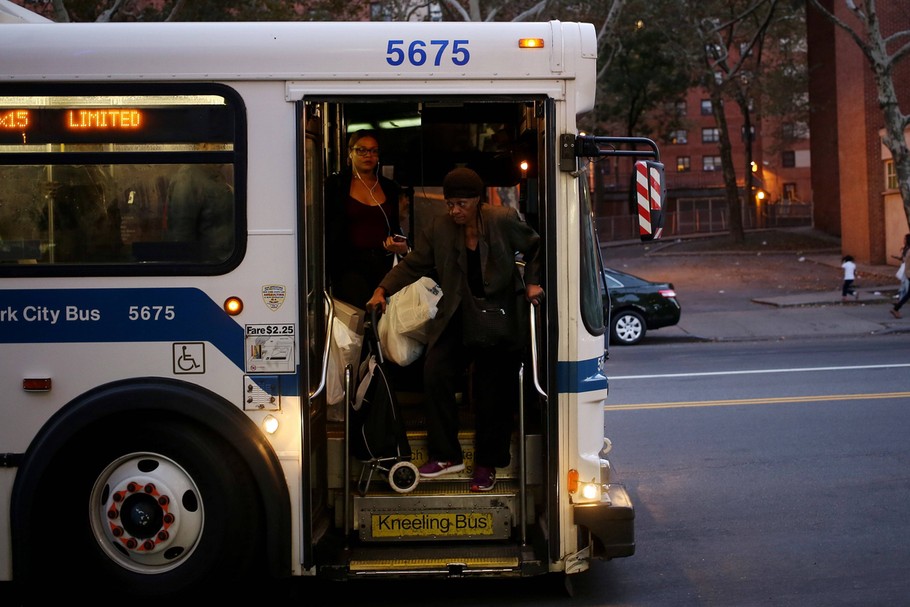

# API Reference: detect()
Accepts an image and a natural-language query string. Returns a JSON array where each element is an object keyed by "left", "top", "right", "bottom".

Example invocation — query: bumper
[{"left": 572, "top": 483, "right": 635, "bottom": 559}]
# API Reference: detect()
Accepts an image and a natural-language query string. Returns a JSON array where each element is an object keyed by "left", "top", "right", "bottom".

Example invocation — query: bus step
[
  {"left": 354, "top": 480, "right": 519, "bottom": 541},
  {"left": 347, "top": 544, "right": 520, "bottom": 575}
]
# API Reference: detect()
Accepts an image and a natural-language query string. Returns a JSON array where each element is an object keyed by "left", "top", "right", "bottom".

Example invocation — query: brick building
[
  {"left": 593, "top": 84, "right": 813, "bottom": 242},
  {"left": 807, "top": 0, "right": 910, "bottom": 265}
]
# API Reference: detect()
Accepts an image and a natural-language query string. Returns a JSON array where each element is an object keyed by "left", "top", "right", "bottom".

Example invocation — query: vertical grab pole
[
  {"left": 529, "top": 303, "right": 547, "bottom": 399},
  {"left": 343, "top": 363, "right": 353, "bottom": 547},
  {"left": 518, "top": 363, "right": 527, "bottom": 546}
]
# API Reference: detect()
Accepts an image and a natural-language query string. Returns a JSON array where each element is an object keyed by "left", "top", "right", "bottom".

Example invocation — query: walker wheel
[{"left": 389, "top": 461, "right": 419, "bottom": 493}]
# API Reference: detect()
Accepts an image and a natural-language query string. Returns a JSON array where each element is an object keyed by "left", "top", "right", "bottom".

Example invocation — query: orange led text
[
  {"left": 66, "top": 109, "right": 142, "bottom": 130},
  {"left": 0, "top": 109, "right": 30, "bottom": 129}
]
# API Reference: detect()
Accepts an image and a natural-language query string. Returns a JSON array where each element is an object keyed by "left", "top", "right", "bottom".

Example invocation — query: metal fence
[{"left": 595, "top": 200, "right": 813, "bottom": 242}]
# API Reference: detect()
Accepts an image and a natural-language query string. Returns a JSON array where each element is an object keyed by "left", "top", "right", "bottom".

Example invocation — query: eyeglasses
[
  {"left": 352, "top": 147, "right": 380, "bottom": 157},
  {"left": 446, "top": 199, "right": 476, "bottom": 209}
]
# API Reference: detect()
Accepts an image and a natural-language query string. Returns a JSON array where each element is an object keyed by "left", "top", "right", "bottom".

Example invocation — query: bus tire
[{"left": 25, "top": 418, "right": 263, "bottom": 600}]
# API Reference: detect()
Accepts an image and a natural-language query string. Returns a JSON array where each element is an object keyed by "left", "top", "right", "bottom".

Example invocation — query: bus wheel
[
  {"left": 389, "top": 461, "right": 419, "bottom": 493},
  {"left": 28, "top": 419, "right": 262, "bottom": 599}
]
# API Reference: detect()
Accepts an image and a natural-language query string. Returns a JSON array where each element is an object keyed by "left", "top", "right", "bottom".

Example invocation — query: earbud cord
[{"left": 354, "top": 166, "right": 391, "bottom": 234}]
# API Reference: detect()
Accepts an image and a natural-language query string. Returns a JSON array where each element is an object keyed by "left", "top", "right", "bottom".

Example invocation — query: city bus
[{"left": 0, "top": 10, "right": 664, "bottom": 600}]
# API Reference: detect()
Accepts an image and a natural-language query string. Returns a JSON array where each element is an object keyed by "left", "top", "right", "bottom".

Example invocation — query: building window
[
  {"left": 782, "top": 151, "right": 795, "bottom": 168},
  {"left": 702, "top": 128, "right": 719, "bottom": 143},
  {"left": 675, "top": 100, "right": 687, "bottom": 116},
  {"left": 886, "top": 160, "right": 898, "bottom": 190},
  {"left": 703, "top": 156, "right": 722, "bottom": 171},
  {"left": 700, "top": 99, "right": 712, "bottom": 115},
  {"left": 669, "top": 130, "right": 688, "bottom": 144},
  {"left": 677, "top": 156, "right": 691, "bottom": 172},
  {"left": 783, "top": 183, "right": 797, "bottom": 201}
]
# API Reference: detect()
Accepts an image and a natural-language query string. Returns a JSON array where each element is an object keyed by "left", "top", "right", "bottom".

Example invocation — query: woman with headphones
[{"left": 325, "top": 129, "right": 408, "bottom": 308}]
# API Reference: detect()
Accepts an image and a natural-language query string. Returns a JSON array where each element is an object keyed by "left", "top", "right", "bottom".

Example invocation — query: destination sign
[{"left": 0, "top": 106, "right": 234, "bottom": 145}]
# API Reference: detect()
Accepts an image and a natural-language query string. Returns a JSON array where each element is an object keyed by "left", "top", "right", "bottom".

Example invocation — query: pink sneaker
[
  {"left": 470, "top": 466, "right": 496, "bottom": 492},
  {"left": 418, "top": 460, "right": 465, "bottom": 478}
]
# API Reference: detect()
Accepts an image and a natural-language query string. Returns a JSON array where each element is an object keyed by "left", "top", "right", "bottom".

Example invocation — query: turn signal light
[
  {"left": 224, "top": 296, "right": 243, "bottom": 315},
  {"left": 519, "top": 38, "right": 545, "bottom": 49},
  {"left": 567, "top": 468, "right": 579, "bottom": 494}
]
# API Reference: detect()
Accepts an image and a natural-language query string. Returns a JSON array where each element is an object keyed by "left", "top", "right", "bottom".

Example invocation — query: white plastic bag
[
  {"left": 378, "top": 277, "right": 442, "bottom": 366},
  {"left": 391, "top": 276, "right": 442, "bottom": 341},
  {"left": 327, "top": 316, "right": 363, "bottom": 407},
  {"left": 896, "top": 262, "right": 905, "bottom": 281},
  {"left": 378, "top": 311, "right": 424, "bottom": 366}
]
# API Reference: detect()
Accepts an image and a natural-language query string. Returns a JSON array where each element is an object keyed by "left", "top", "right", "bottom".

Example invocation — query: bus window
[
  {"left": 0, "top": 86, "right": 243, "bottom": 273},
  {"left": 579, "top": 168, "right": 606, "bottom": 336}
]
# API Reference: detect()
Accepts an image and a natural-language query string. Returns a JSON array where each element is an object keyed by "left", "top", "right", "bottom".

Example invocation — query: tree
[
  {"left": 7, "top": 0, "right": 362, "bottom": 21},
  {"left": 807, "top": 0, "right": 910, "bottom": 232},
  {"left": 593, "top": 0, "right": 692, "bottom": 137},
  {"left": 677, "top": 0, "right": 786, "bottom": 242}
]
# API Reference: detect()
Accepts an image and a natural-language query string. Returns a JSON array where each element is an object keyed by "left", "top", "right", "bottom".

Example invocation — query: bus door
[
  {"left": 301, "top": 93, "right": 557, "bottom": 574},
  {"left": 298, "top": 99, "right": 332, "bottom": 570}
]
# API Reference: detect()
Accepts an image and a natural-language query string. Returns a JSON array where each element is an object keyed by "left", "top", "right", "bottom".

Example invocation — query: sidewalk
[{"left": 658, "top": 254, "right": 910, "bottom": 342}]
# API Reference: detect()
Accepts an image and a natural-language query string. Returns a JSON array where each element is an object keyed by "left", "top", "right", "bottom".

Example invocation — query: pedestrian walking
[
  {"left": 891, "top": 235, "right": 910, "bottom": 318},
  {"left": 841, "top": 255, "right": 858, "bottom": 302}
]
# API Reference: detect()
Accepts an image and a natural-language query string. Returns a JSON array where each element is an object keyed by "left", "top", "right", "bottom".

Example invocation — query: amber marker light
[
  {"left": 567, "top": 468, "right": 579, "bottom": 494},
  {"left": 518, "top": 38, "right": 545, "bottom": 49},
  {"left": 224, "top": 296, "right": 243, "bottom": 315}
]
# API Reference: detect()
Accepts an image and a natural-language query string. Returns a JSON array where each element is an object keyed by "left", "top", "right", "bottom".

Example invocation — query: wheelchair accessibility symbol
[{"left": 173, "top": 342, "right": 205, "bottom": 374}]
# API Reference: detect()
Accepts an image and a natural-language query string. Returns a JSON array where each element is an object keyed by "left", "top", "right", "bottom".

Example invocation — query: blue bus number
[{"left": 386, "top": 39, "right": 470, "bottom": 67}]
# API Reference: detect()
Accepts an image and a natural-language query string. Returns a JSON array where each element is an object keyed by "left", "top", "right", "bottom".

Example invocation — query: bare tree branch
[
  {"left": 441, "top": 0, "right": 471, "bottom": 20},
  {"left": 511, "top": 0, "right": 550, "bottom": 22}
]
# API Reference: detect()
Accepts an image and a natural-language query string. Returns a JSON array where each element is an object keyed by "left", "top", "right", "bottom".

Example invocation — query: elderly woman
[{"left": 367, "top": 167, "right": 543, "bottom": 492}]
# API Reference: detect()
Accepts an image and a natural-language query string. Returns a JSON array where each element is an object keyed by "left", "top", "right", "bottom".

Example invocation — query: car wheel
[{"left": 611, "top": 309, "right": 646, "bottom": 345}]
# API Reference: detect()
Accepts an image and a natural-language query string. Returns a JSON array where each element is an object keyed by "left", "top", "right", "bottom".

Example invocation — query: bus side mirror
[{"left": 631, "top": 160, "right": 665, "bottom": 241}]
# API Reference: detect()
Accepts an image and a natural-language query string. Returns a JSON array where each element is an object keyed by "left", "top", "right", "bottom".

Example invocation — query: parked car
[{"left": 603, "top": 268, "right": 681, "bottom": 345}]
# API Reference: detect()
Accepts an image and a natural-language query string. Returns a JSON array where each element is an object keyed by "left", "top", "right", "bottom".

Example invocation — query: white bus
[{"left": 0, "top": 11, "right": 664, "bottom": 600}]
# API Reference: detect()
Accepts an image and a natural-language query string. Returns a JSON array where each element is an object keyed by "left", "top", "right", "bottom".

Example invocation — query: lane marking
[
  {"left": 604, "top": 391, "right": 910, "bottom": 411},
  {"left": 610, "top": 363, "right": 910, "bottom": 381}
]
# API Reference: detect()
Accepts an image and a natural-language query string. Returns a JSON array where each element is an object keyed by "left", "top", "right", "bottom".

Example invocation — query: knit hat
[{"left": 443, "top": 167, "right": 484, "bottom": 199}]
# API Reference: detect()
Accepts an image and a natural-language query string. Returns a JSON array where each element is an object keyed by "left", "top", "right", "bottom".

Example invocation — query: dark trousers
[
  {"left": 423, "top": 313, "right": 521, "bottom": 468},
  {"left": 895, "top": 287, "right": 910, "bottom": 311},
  {"left": 842, "top": 279, "right": 855, "bottom": 297}
]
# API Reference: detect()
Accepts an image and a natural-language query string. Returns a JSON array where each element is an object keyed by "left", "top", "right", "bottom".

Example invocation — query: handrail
[
  {"left": 310, "top": 290, "right": 334, "bottom": 399},
  {"left": 529, "top": 302, "right": 546, "bottom": 400},
  {"left": 518, "top": 363, "right": 527, "bottom": 545},
  {"left": 343, "top": 361, "right": 353, "bottom": 547}
]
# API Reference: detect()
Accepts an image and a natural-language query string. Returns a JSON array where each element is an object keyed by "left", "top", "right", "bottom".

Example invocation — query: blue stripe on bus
[
  {"left": 556, "top": 358, "right": 608, "bottom": 394},
  {"left": 0, "top": 288, "right": 245, "bottom": 368}
]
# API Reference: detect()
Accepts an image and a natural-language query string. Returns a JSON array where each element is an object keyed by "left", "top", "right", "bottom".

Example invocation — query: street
[
  {"left": 596, "top": 334, "right": 910, "bottom": 607},
  {"left": 268, "top": 334, "right": 910, "bottom": 607}
]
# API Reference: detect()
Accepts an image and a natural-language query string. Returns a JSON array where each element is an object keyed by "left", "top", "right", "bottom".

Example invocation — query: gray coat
[{"left": 378, "top": 204, "right": 541, "bottom": 348}]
